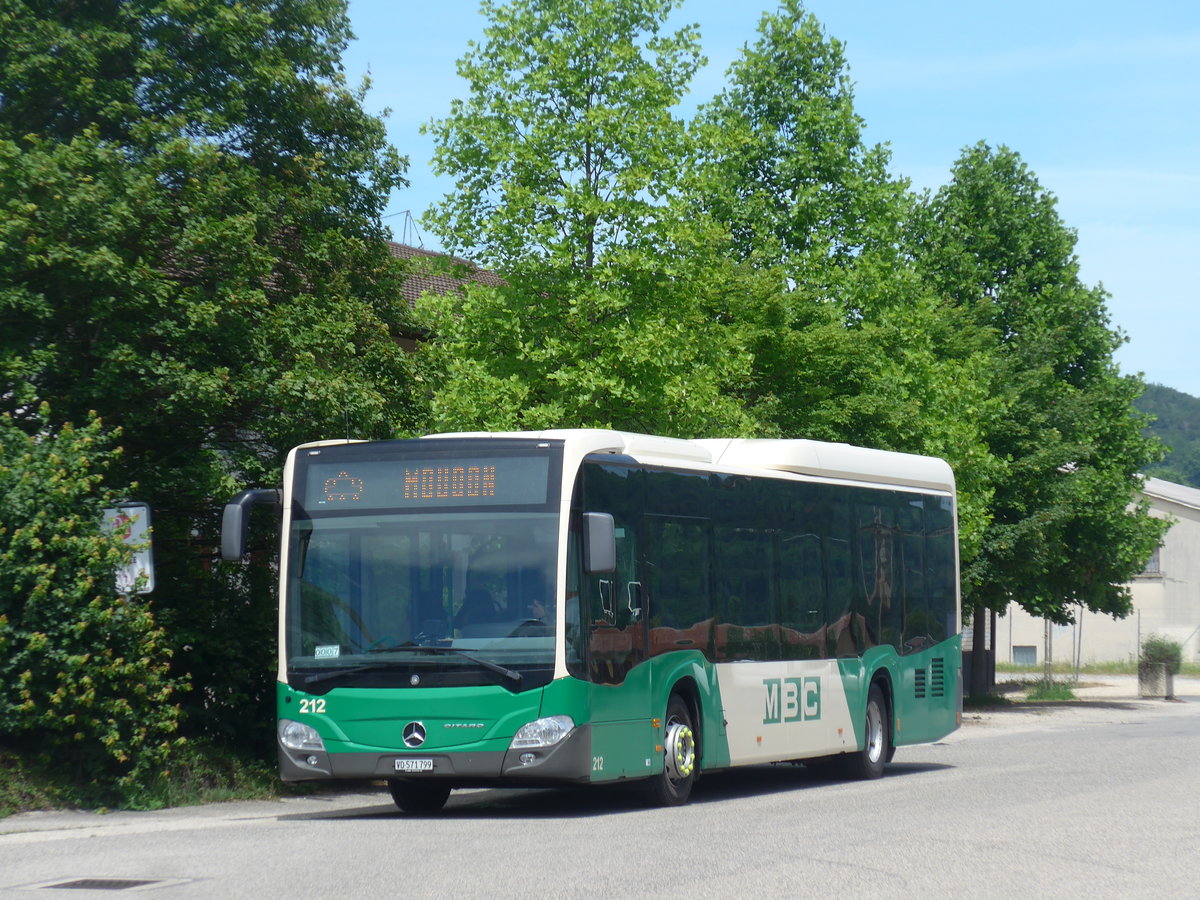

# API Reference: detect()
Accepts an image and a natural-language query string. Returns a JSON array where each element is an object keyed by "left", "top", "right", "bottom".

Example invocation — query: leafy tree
[
  {"left": 688, "top": 0, "right": 909, "bottom": 299},
  {"left": 0, "top": 409, "right": 181, "bottom": 803},
  {"left": 0, "top": 1, "right": 419, "bottom": 749},
  {"left": 686, "top": 7, "right": 1163, "bottom": 698},
  {"left": 420, "top": 0, "right": 754, "bottom": 436},
  {"left": 912, "top": 143, "right": 1167, "bottom": 692},
  {"left": 681, "top": 1, "right": 1002, "bottom": 551}
]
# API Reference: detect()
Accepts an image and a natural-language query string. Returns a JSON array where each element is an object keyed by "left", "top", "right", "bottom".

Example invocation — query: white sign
[{"left": 103, "top": 503, "right": 155, "bottom": 595}]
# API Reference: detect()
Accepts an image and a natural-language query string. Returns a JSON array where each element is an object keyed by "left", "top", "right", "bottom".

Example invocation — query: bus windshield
[
  {"left": 285, "top": 511, "right": 559, "bottom": 689},
  {"left": 282, "top": 439, "right": 564, "bottom": 692}
]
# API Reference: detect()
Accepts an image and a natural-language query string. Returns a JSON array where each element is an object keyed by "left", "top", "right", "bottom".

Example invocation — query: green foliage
[
  {"left": 912, "top": 143, "right": 1168, "bottom": 626},
  {"left": 0, "top": 409, "right": 182, "bottom": 801},
  {"left": 420, "top": 0, "right": 754, "bottom": 436},
  {"left": 118, "top": 741, "right": 287, "bottom": 811},
  {"left": 0, "top": 1, "right": 420, "bottom": 754},
  {"left": 0, "top": 739, "right": 289, "bottom": 816},
  {"left": 1025, "top": 681, "right": 1076, "bottom": 702},
  {"left": 1140, "top": 634, "right": 1183, "bottom": 675},
  {"left": 689, "top": 0, "right": 908, "bottom": 294},
  {"left": 681, "top": 2, "right": 1003, "bottom": 559},
  {"left": 1137, "top": 384, "right": 1200, "bottom": 488}
]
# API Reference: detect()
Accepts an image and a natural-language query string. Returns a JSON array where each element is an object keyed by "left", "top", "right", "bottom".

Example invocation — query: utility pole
[{"left": 1043, "top": 618, "right": 1053, "bottom": 687}]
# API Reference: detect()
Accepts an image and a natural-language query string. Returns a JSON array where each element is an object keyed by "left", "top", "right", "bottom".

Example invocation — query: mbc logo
[{"left": 762, "top": 677, "right": 821, "bottom": 724}]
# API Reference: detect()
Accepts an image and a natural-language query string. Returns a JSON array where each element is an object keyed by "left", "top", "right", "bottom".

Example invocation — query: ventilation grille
[
  {"left": 930, "top": 658, "right": 945, "bottom": 698},
  {"left": 913, "top": 659, "right": 946, "bottom": 700}
]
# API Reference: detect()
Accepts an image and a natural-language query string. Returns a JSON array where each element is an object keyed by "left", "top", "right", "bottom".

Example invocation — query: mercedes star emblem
[{"left": 402, "top": 721, "right": 427, "bottom": 748}]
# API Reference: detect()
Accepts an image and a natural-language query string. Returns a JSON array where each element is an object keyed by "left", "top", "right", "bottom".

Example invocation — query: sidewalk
[{"left": 956, "top": 673, "right": 1200, "bottom": 739}]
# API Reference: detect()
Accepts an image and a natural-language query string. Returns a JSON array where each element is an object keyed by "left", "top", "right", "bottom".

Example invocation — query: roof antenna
[
  {"left": 401, "top": 210, "right": 424, "bottom": 249},
  {"left": 382, "top": 210, "right": 425, "bottom": 249}
]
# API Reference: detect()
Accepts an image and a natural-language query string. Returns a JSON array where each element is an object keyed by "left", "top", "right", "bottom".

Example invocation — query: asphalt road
[{"left": 2, "top": 681, "right": 1198, "bottom": 899}]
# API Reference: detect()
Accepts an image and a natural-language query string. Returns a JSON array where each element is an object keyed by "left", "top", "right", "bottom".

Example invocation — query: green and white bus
[{"left": 222, "top": 430, "right": 961, "bottom": 810}]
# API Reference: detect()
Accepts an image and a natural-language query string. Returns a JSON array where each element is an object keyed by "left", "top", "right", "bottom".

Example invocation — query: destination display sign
[{"left": 302, "top": 454, "right": 552, "bottom": 510}]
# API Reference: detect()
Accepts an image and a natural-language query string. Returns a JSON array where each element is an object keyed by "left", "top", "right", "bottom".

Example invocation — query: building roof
[
  {"left": 1143, "top": 477, "right": 1200, "bottom": 513},
  {"left": 388, "top": 241, "right": 503, "bottom": 308}
]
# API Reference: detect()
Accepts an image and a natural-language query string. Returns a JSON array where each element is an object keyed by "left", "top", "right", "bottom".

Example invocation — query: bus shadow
[
  {"left": 688, "top": 760, "right": 953, "bottom": 805},
  {"left": 279, "top": 761, "right": 954, "bottom": 822}
]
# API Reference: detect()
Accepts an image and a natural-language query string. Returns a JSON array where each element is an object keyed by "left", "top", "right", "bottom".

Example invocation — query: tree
[
  {"left": 0, "top": 1, "right": 420, "bottom": 749},
  {"left": 420, "top": 0, "right": 754, "bottom": 437},
  {"left": 688, "top": 0, "right": 909, "bottom": 300},
  {"left": 912, "top": 143, "right": 1167, "bottom": 693},
  {"left": 680, "top": 0, "right": 1002, "bottom": 552},
  {"left": 0, "top": 408, "right": 181, "bottom": 803}
]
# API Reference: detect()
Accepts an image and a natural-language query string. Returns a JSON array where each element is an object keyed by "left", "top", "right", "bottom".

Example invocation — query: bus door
[
  {"left": 583, "top": 516, "right": 644, "bottom": 685},
  {"left": 581, "top": 514, "right": 654, "bottom": 780}
]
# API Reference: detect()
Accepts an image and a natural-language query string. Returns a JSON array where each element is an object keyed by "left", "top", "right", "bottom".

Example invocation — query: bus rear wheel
[
  {"left": 646, "top": 694, "right": 697, "bottom": 806},
  {"left": 840, "top": 683, "right": 888, "bottom": 780},
  {"left": 388, "top": 779, "right": 451, "bottom": 813}
]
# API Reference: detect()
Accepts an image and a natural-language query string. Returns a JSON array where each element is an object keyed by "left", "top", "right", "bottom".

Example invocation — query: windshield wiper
[
  {"left": 369, "top": 644, "right": 523, "bottom": 685},
  {"left": 300, "top": 661, "right": 402, "bottom": 687}
]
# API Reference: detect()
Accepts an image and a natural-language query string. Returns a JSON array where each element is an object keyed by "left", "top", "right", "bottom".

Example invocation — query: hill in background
[{"left": 1137, "top": 384, "right": 1200, "bottom": 488}]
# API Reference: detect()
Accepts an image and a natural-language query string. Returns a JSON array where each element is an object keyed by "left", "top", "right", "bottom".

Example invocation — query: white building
[{"left": 996, "top": 478, "right": 1200, "bottom": 666}]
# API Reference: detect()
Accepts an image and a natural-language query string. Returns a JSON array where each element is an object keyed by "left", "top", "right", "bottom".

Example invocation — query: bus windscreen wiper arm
[
  {"left": 369, "top": 644, "right": 523, "bottom": 685},
  {"left": 301, "top": 662, "right": 398, "bottom": 687}
]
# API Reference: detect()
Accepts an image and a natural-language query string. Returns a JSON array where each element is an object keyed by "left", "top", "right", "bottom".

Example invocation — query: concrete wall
[{"left": 996, "top": 478, "right": 1200, "bottom": 665}]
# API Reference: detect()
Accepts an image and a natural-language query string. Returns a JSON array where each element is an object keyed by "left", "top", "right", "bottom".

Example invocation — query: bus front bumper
[{"left": 279, "top": 723, "right": 593, "bottom": 786}]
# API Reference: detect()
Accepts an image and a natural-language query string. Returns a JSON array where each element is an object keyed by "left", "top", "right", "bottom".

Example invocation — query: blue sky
[{"left": 343, "top": 0, "right": 1200, "bottom": 396}]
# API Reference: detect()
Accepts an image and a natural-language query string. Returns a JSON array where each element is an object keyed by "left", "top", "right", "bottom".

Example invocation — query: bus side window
[
  {"left": 898, "top": 499, "right": 926, "bottom": 653},
  {"left": 645, "top": 517, "right": 712, "bottom": 658},
  {"left": 779, "top": 533, "right": 823, "bottom": 661},
  {"left": 855, "top": 496, "right": 895, "bottom": 651},
  {"left": 826, "top": 537, "right": 855, "bottom": 658},
  {"left": 714, "top": 525, "right": 778, "bottom": 661}
]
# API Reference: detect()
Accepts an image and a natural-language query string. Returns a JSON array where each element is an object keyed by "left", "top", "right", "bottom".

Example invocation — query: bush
[
  {"left": 0, "top": 409, "right": 184, "bottom": 803},
  {"left": 1140, "top": 633, "right": 1183, "bottom": 676}
]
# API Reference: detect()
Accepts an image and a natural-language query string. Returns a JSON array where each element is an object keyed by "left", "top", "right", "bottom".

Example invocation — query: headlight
[
  {"left": 509, "top": 715, "right": 575, "bottom": 749},
  {"left": 279, "top": 719, "right": 326, "bottom": 752}
]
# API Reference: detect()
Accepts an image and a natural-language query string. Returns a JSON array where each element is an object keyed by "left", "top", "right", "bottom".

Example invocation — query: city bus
[{"left": 221, "top": 429, "right": 961, "bottom": 810}]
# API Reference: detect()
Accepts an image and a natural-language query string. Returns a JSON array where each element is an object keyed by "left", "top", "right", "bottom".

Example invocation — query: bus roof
[{"left": 422, "top": 429, "right": 955, "bottom": 494}]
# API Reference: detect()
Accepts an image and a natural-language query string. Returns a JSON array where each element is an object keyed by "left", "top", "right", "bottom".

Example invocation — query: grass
[
  {"left": 1024, "top": 681, "right": 1077, "bottom": 702},
  {"left": 0, "top": 742, "right": 303, "bottom": 819},
  {"left": 0, "top": 748, "right": 63, "bottom": 818},
  {"left": 996, "top": 660, "right": 1200, "bottom": 677}
]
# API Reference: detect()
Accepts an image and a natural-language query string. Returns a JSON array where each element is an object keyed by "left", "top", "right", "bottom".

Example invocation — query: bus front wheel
[
  {"left": 646, "top": 694, "right": 697, "bottom": 806},
  {"left": 388, "top": 779, "right": 451, "bottom": 813}
]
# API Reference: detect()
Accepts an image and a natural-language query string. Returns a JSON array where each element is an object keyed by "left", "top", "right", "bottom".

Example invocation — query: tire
[
  {"left": 840, "top": 683, "right": 888, "bottom": 780},
  {"left": 388, "top": 779, "right": 451, "bottom": 813},
  {"left": 645, "top": 694, "right": 698, "bottom": 806}
]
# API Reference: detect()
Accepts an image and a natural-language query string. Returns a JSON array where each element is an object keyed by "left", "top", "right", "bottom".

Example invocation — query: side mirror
[
  {"left": 221, "top": 489, "right": 282, "bottom": 561},
  {"left": 582, "top": 512, "right": 616, "bottom": 574}
]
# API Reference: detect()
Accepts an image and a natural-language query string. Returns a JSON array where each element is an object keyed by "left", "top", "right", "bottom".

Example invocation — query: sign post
[{"left": 103, "top": 503, "right": 155, "bottom": 595}]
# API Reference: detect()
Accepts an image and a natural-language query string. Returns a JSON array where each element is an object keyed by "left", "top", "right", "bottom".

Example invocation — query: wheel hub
[{"left": 664, "top": 720, "right": 696, "bottom": 781}]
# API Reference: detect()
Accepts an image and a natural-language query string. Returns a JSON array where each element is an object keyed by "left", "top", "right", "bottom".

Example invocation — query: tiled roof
[{"left": 388, "top": 241, "right": 503, "bottom": 307}]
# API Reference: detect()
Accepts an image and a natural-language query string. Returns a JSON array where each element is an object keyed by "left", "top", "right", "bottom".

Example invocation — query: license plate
[{"left": 394, "top": 758, "right": 434, "bottom": 773}]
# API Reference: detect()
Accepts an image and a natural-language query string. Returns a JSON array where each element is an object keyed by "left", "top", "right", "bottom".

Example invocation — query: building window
[
  {"left": 1012, "top": 645, "right": 1037, "bottom": 666},
  {"left": 1140, "top": 547, "right": 1161, "bottom": 577}
]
